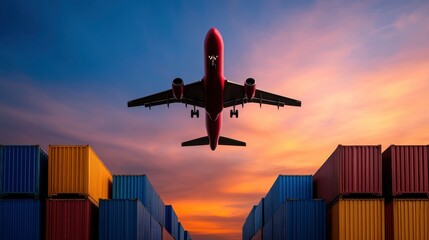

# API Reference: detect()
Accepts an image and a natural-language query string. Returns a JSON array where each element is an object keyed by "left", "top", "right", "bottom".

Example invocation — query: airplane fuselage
[{"left": 204, "top": 28, "right": 225, "bottom": 150}]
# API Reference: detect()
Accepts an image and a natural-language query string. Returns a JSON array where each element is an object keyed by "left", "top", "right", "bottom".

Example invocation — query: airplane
[{"left": 128, "top": 28, "right": 301, "bottom": 150}]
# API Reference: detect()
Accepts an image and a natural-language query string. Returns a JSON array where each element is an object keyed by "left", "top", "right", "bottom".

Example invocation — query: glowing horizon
[{"left": 1, "top": 1, "right": 429, "bottom": 239}]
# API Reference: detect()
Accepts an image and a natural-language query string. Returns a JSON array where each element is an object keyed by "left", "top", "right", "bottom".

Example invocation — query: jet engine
[
  {"left": 172, "top": 78, "right": 184, "bottom": 100},
  {"left": 244, "top": 78, "right": 256, "bottom": 100}
]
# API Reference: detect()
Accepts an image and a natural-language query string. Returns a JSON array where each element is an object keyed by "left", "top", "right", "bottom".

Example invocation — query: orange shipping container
[
  {"left": 327, "top": 199, "right": 385, "bottom": 240},
  {"left": 48, "top": 145, "right": 112, "bottom": 206},
  {"left": 385, "top": 199, "right": 429, "bottom": 240}
]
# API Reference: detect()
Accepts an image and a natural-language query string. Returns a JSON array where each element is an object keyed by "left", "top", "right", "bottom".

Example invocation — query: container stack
[
  {"left": 383, "top": 145, "right": 429, "bottom": 240},
  {"left": 47, "top": 145, "right": 112, "bottom": 240},
  {"left": 0, "top": 145, "right": 48, "bottom": 240},
  {"left": 101, "top": 174, "right": 192, "bottom": 240},
  {"left": 242, "top": 175, "right": 326, "bottom": 240},
  {"left": 314, "top": 145, "right": 385, "bottom": 240}
]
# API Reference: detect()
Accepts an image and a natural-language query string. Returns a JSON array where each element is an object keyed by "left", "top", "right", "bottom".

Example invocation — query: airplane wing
[
  {"left": 223, "top": 80, "right": 301, "bottom": 108},
  {"left": 128, "top": 81, "right": 205, "bottom": 108}
]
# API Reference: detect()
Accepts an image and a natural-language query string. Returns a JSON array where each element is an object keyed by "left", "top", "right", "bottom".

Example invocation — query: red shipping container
[
  {"left": 314, "top": 145, "right": 382, "bottom": 205},
  {"left": 162, "top": 227, "right": 175, "bottom": 240},
  {"left": 46, "top": 199, "right": 98, "bottom": 240},
  {"left": 383, "top": 145, "right": 429, "bottom": 197}
]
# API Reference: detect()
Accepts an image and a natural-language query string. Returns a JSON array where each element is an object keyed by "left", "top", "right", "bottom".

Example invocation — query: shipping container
[
  {"left": 383, "top": 145, "right": 429, "bottom": 197},
  {"left": 162, "top": 227, "right": 175, "bottom": 240},
  {"left": 178, "top": 222, "right": 185, "bottom": 240},
  {"left": 254, "top": 198, "right": 264, "bottom": 233},
  {"left": 0, "top": 199, "right": 42, "bottom": 240},
  {"left": 113, "top": 175, "right": 165, "bottom": 226},
  {"left": 151, "top": 216, "right": 162, "bottom": 240},
  {"left": 48, "top": 145, "right": 112, "bottom": 206},
  {"left": 99, "top": 199, "right": 151, "bottom": 240},
  {"left": 0, "top": 145, "right": 48, "bottom": 198},
  {"left": 327, "top": 199, "right": 385, "bottom": 240},
  {"left": 385, "top": 199, "right": 429, "bottom": 240},
  {"left": 272, "top": 199, "right": 325, "bottom": 240},
  {"left": 314, "top": 145, "right": 382, "bottom": 206},
  {"left": 184, "top": 230, "right": 191, "bottom": 240},
  {"left": 264, "top": 175, "right": 313, "bottom": 224},
  {"left": 263, "top": 218, "right": 272, "bottom": 240},
  {"left": 165, "top": 205, "right": 179, "bottom": 240},
  {"left": 251, "top": 229, "right": 262, "bottom": 240},
  {"left": 242, "top": 205, "right": 256, "bottom": 240},
  {"left": 46, "top": 199, "right": 97, "bottom": 240}
]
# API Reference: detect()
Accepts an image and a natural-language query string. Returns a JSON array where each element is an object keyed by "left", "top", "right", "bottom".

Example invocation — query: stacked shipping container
[
  {"left": 0, "top": 145, "right": 48, "bottom": 240},
  {"left": 243, "top": 175, "right": 326, "bottom": 240},
  {"left": 314, "top": 145, "right": 385, "bottom": 240},
  {"left": 383, "top": 145, "right": 429, "bottom": 240}
]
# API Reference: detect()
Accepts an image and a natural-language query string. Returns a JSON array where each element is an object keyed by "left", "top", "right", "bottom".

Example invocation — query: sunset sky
[{"left": 1, "top": 1, "right": 429, "bottom": 239}]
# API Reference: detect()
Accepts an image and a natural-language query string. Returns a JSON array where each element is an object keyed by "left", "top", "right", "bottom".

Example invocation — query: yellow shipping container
[
  {"left": 386, "top": 199, "right": 429, "bottom": 240},
  {"left": 328, "top": 199, "right": 385, "bottom": 240},
  {"left": 48, "top": 145, "right": 112, "bottom": 206}
]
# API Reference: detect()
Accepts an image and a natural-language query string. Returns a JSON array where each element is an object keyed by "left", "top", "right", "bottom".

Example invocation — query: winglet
[
  {"left": 219, "top": 136, "right": 246, "bottom": 147},
  {"left": 182, "top": 137, "right": 210, "bottom": 147}
]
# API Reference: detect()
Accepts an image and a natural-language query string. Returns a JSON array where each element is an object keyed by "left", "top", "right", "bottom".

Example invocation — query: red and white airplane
[{"left": 128, "top": 28, "right": 301, "bottom": 150}]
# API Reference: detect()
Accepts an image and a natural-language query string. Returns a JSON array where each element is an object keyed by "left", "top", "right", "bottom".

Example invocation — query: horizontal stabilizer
[
  {"left": 219, "top": 136, "right": 246, "bottom": 147},
  {"left": 182, "top": 136, "right": 209, "bottom": 147}
]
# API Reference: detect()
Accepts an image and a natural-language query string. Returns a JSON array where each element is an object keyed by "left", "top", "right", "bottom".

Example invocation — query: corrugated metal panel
[
  {"left": 272, "top": 199, "right": 326, "bottom": 240},
  {"left": 254, "top": 198, "right": 264, "bottom": 233},
  {"left": 99, "top": 199, "right": 151, "bottom": 240},
  {"left": 165, "top": 205, "right": 179, "bottom": 240},
  {"left": 327, "top": 199, "right": 385, "bottom": 240},
  {"left": 264, "top": 175, "right": 313, "bottom": 224},
  {"left": 46, "top": 199, "right": 97, "bottom": 240},
  {"left": 314, "top": 145, "right": 382, "bottom": 206},
  {"left": 383, "top": 145, "right": 429, "bottom": 197},
  {"left": 184, "top": 230, "right": 191, "bottom": 240},
  {"left": 178, "top": 222, "right": 185, "bottom": 240},
  {"left": 113, "top": 175, "right": 165, "bottom": 226},
  {"left": 162, "top": 227, "right": 175, "bottom": 240},
  {"left": 385, "top": 199, "right": 429, "bottom": 240},
  {"left": 0, "top": 145, "right": 48, "bottom": 198},
  {"left": 251, "top": 229, "right": 262, "bottom": 240},
  {"left": 0, "top": 199, "right": 42, "bottom": 240},
  {"left": 242, "top": 205, "right": 256, "bottom": 240},
  {"left": 48, "top": 145, "right": 112, "bottom": 206},
  {"left": 151, "top": 216, "right": 162, "bottom": 240},
  {"left": 263, "top": 217, "right": 273, "bottom": 240}
]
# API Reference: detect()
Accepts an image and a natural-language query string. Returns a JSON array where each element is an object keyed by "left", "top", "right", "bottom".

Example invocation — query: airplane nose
[{"left": 206, "top": 28, "right": 222, "bottom": 42}]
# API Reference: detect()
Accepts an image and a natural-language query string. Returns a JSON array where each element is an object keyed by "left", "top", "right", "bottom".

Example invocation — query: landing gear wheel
[
  {"left": 191, "top": 109, "right": 199, "bottom": 118},
  {"left": 230, "top": 109, "right": 238, "bottom": 118}
]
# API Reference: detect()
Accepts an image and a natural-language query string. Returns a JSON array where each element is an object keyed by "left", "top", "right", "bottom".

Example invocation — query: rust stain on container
[
  {"left": 383, "top": 145, "right": 429, "bottom": 197},
  {"left": 327, "top": 199, "right": 385, "bottom": 240},
  {"left": 385, "top": 199, "right": 429, "bottom": 240},
  {"left": 314, "top": 145, "right": 382, "bottom": 205},
  {"left": 48, "top": 145, "right": 112, "bottom": 205}
]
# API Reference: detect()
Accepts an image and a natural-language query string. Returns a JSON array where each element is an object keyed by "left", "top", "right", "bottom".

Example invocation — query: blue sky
[{"left": 1, "top": 1, "right": 429, "bottom": 239}]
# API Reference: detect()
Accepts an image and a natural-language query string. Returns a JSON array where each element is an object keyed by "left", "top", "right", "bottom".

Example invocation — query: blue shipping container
[
  {"left": 272, "top": 199, "right": 326, "bottom": 240},
  {"left": 0, "top": 145, "right": 48, "bottom": 198},
  {"left": 254, "top": 198, "right": 264, "bottom": 233},
  {"left": 165, "top": 205, "right": 179, "bottom": 240},
  {"left": 242, "top": 205, "right": 256, "bottom": 240},
  {"left": 151, "top": 216, "right": 162, "bottom": 240},
  {"left": 0, "top": 199, "right": 42, "bottom": 240},
  {"left": 178, "top": 222, "right": 185, "bottom": 240},
  {"left": 99, "top": 199, "right": 151, "bottom": 240},
  {"left": 264, "top": 175, "right": 313, "bottom": 224},
  {"left": 113, "top": 175, "right": 165, "bottom": 226},
  {"left": 263, "top": 218, "right": 273, "bottom": 240},
  {"left": 184, "top": 230, "right": 191, "bottom": 240}
]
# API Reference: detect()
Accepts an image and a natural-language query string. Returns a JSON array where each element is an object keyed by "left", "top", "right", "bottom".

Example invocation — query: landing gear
[
  {"left": 230, "top": 109, "right": 238, "bottom": 118},
  {"left": 191, "top": 106, "right": 199, "bottom": 118}
]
